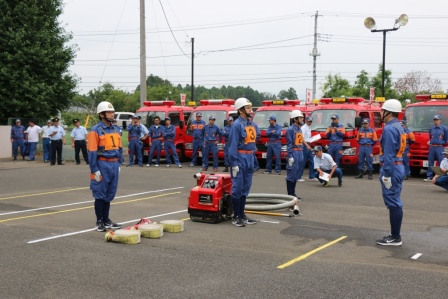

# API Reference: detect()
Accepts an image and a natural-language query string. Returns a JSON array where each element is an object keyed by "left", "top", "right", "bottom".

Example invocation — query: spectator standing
[
  {"left": 71, "top": 119, "right": 89, "bottom": 165},
  {"left": 40, "top": 120, "right": 52, "bottom": 163},
  {"left": 10, "top": 119, "right": 26, "bottom": 160},
  {"left": 300, "top": 116, "right": 317, "bottom": 181},
  {"left": 48, "top": 118, "right": 66, "bottom": 165},
  {"left": 24, "top": 120, "right": 42, "bottom": 161}
]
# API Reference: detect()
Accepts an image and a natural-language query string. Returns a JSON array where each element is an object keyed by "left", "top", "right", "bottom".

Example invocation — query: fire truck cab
[
  {"left": 309, "top": 96, "right": 384, "bottom": 168},
  {"left": 185, "top": 99, "right": 237, "bottom": 160},
  {"left": 252, "top": 99, "right": 316, "bottom": 161},
  {"left": 135, "top": 100, "right": 194, "bottom": 162},
  {"left": 404, "top": 93, "right": 448, "bottom": 176}
]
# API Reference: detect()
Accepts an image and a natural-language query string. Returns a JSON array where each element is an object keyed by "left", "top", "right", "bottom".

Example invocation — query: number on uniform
[{"left": 245, "top": 126, "right": 256, "bottom": 144}]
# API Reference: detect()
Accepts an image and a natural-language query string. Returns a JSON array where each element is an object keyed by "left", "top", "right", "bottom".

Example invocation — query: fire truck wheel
[{"left": 410, "top": 167, "right": 421, "bottom": 177}]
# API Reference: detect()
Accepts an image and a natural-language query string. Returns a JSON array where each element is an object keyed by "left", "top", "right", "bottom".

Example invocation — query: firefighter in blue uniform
[
  {"left": 377, "top": 99, "right": 406, "bottom": 246},
  {"left": 164, "top": 117, "right": 182, "bottom": 168},
  {"left": 202, "top": 116, "right": 221, "bottom": 172},
  {"left": 127, "top": 116, "right": 144, "bottom": 167},
  {"left": 10, "top": 119, "right": 26, "bottom": 160},
  {"left": 189, "top": 112, "right": 205, "bottom": 167},
  {"left": 88, "top": 101, "right": 123, "bottom": 232},
  {"left": 146, "top": 116, "right": 164, "bottom": 167},
  {"left": 286, "top": 110, "right": 311, "bottom": 199},
  {"left": 228, "top": 98, "right": 257, "bottom": 227},
  {"left": 263, "top": 115, "right": 282, "bottom": 175},
  {"left": 424, "top": 114, "right": 448, "bottom": 181},
  {"left": 400, "top": 120, "right": 415, "bottom": 180},
  {"left": 221, "top": 116, "right": 233, "bottom": 172},
  {"left": 355, "top": 118, "right": 378, "bottom": 180},
  {"left": 326, "top": 115, "right": 345, "bottom": 166}
]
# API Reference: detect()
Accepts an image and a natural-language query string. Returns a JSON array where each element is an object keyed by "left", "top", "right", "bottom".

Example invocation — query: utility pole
[
  {"left": 191, "top": 37, "right": 194, "bottom": 103},
  {"left": 310, "top": 11, "right": 321, "bottom": 101},
  {"left": 139, "top": 0, "right": 147, "bottom": 107}
]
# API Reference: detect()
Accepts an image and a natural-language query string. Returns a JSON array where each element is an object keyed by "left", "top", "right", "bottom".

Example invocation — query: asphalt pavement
[{"left": 0, "top": 155, "right": 447, "bottom": 299}]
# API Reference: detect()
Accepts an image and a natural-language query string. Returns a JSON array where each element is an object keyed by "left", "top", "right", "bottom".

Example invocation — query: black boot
[
  {"left": 368, "top": 170, "right": 373, "bottom": 180},
  {"left": 355, "top": 170, "right": 363, "bottom": 179}
]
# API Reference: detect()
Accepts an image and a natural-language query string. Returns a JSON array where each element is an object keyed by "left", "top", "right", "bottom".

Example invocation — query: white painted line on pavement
[
  {"left": 27, "top": 209, "right": 188, "bottom": 244},
  {"left": 0, "top": 187, "right": 183, "bottom": 217},
  {"left": 411, "top": 253, "right": 422, "bottom": 260}
]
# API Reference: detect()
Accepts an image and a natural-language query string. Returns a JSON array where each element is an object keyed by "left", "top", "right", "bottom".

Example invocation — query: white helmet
[
  {"left": 97, "top": 101, "right": 115, "bottom": 114},
  {"left": 235, "top": 97, "right": 252, "bottom": 110},
  {"left": 290, "top": 110, "right": 304, "bottom": 118},
  {"left": 382, "top": 99, "right": 402, "bottom": 113}
]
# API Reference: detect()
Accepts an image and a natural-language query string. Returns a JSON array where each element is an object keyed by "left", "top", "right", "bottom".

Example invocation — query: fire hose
[{"left": 245, "top": 194, "right": 300, "bottom": 216}]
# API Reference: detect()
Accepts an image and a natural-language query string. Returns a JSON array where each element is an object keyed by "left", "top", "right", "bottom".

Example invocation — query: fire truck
[
  {"left": 134, "top": 100, "right": 194, "bottom": 162},
  {"left": 309, "top": 97, "right": 384, "bottom": 168},
  {"left": 252, "top": 99, "right": 316, "bottom": 162},
  {"left": 185, "top": 99, "right": 237, "bottom": 160},
  {"left": 404, "top": 93, "right": 448, "bottom": 176}
]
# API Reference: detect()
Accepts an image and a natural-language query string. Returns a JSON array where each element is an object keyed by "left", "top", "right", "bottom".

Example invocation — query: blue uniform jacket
[
  {"left": 326, "top": 123, "right": 345, "bottom": 142},
  {"left": 286, "top": 124, "right": 303, "bottom": 158},
  {"left": 164, "top": 125, "right": 176, "bottom": 140},
  {"left": 429, "top": 125, "right": 448, "bottom": 145},
  {"left": 379, "top": 119, "right": 405, "bottom": 177},
  {"left": 404, "top": 128, "right": 414, "bottom": 146},
  {"left": 149, "top": 125, "right": 164, "bottom": 140},
  {"left": 221, "top": 125, "right": 232, "bottom": 142},
  {"left": 190, "top": 120, "right": 205, "bottom": 139},
  {"left": 202, "top": 124, "right": 221, "bottom": 142},
  {"left": 88, "top": 121, "right": 123, "bottom": 173},
  {"left": 265, "top": 124, "right": 282, "bottom": 141},
  {"left": 127, "top": 124, "right": 142, "bottom": 138},
  {"left": 228, "top": 116, "right": 257, "bottom": 167},
  {"left": 10, "top": 125, "right": 26, "bottom": 139},
  {"left": 357, "top": 127, "right": 378, "bottom": 146}
]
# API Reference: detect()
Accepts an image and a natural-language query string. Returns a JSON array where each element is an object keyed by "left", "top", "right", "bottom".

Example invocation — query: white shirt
[
  {"left": 441, "top": 157, "right": 448, "bottom": 171},
  {"left": 48, "top": 125, "right": 66, "bottom": 140},
  {"left": 314, "top": 153, "right": 337, "bottom": 171},
  {"left": 140, "top": 124, "right": 149, "bottom": 138},
  {"left": 25, "top": 125, "right": 42, "bottom": 142},
  {"left": 41, "top": 125, "right": 51, "bottom": 138},
  {"left": 301, "top": 123, "right": 312, "bottom": 142},
  {"left": 71, "top": 126, "right": 88, "bottom": 140}
]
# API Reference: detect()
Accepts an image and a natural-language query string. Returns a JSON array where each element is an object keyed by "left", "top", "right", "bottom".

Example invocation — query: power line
[{"left": 158, "top": 0, "right": 189, "bottom": 58}]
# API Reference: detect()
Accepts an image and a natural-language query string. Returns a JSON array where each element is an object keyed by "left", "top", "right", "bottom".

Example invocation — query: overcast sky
[{"left": 61, "top": 0, "right": 448, "bottom": 100}]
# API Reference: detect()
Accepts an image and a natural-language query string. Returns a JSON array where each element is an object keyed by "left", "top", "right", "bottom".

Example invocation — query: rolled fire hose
[
  {"left": 245, "top": 194, "right": 300, "bottom": 215},
  {"left": 160, "top": 220, "right": 184, "bottom": 232},
  {"left": 105, "top": 229, "right": 141, "bottom": 244},
  {"left": 138, "top": 223, "right": 164, "bottom": 239}
]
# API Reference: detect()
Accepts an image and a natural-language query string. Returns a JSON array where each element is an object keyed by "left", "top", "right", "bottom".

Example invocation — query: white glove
[
  {"left": 288, "top": 157, "right": 294, "bottom": 166},
  {"left": 119, "top": 167, "right": 121, "bottom": 174},
  {"left": 94, "top": 171, "right": 101, "bottom": 182},
  {"left": 232, "top": 166, "right": 239, "bottom": 177},
  {"left": 382, "top": 176, "right": 392, "bottom": 189}
]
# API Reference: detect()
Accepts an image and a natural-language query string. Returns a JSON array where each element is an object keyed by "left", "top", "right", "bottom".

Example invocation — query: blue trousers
[
  {"left": 191, "top": 139, "right": 203, "bottom": 165},
  {"left": 314, "top": 168, "right": 343, "bottom": 185},
  {"left": 149, "top": 140, "right": 162, "bottom": 165},
  {"left": 91, "top": 160, "right": 120, "bottom": 202},
  {"left": 128, "top": 139, "right": 142, "bottom": 166},
  {"left": 266, "top": 142, "right": 281, "bottom": 173},
  {"left": 12, "top": 139, "right": 25, "bottom": 159},
  {"left": 403, "top": 147, "right": 410, "bottom": 176},
  {"left": 28, "top": 142, "right": 37, "bottom": 161},
  {"left": 358, "top": 145, "right": 373, "bottom": 171},
  {"left": 328, "top": 143, "right": 342, "bottom": 166},
  {"left": 224, "top": 142, "right": 230, "bottom": 167},
  {"left": 435, "top": 175, "right": 448, "bottom": 191},
  {"left": 202, "top": 142, "right": 218, "bottom": 169},
  {"left": 253, "top": 153, "right": 260, "bottom": 170},
  {"left": 427, "top": 146, "right": 444, "bottom": 178},
  {"left": 231, "top": 153, "right": 254, "bottom": 218},
  {"left": 299, "top": 146, "right": 314, "bottom": 179},
  {"left": 286, "top": 150, "right": 303, "bottom": 182},
  {"left": 379, "top": 165, "right": 404, "bottom": 208},
  {"left": 165, "top": 140, "right": 180, "bottom": 165},
  {"left": 43, "top": 138, "right": 51, "bottom": 161}
]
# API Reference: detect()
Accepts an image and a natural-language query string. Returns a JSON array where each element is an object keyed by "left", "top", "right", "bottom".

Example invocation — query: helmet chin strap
[
  {"left": 241, "top": 107, "right": 251, "bottom": 118},
  {"left": 381, "top": 111, "right": 391, "bottom": 123}
]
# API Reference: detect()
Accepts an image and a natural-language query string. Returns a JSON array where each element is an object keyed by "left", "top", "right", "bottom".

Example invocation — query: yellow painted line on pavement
[
  {"left": 0, "top": 187, "right": 89, "bottom": 201},
  {"left": 277, "top": 236, "right": 347, "bottom": 269},
  {"left": 0, "top": 191, "right": 180, "bottom": 223}
]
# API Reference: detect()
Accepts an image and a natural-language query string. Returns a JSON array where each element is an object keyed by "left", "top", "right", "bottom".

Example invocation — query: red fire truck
[
  {"left": 134, "top": 100, "right": 194, "bottom": 162},
  {"left": 184, "top": 99, "right": 237, "bottom": 160},
  {"left": 252, "top": 99, "right": 316, "bottom": 162},
  {"left": 309, "top": 97, "right": 384, "bottom": 168},
  {"left": 404, "top": 93, "right": 448, "bottom": 176}
]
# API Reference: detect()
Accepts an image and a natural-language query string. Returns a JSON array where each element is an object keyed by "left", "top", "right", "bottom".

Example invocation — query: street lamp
[{"left": 364, "top": 14, "right": 408, "bottom": 97}]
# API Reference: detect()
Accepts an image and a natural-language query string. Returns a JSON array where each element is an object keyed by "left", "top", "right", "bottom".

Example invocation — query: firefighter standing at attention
[
  {"left": 355, "top": 118, "right": 378, "bottom": 180},
  {"left": 326, "top": 115, "right": 345, "bottom": 166}
]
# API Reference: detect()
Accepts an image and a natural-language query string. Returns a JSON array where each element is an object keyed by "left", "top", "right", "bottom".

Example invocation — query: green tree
[
  {"left": 278, "top": 87, "right": 298, "bottom": 100},
  {"left": 352, "top": 70, "right": 371, "bottom": 99},
  {"left": 320, "top": 74, "right": 352, "bottom": 98},
  {"left": 370, "top": 65, "right": 398, "bottom": 99},
  {"left": 0, "top": 0, "right": 77, "bottom": 122}
]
